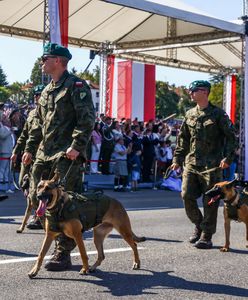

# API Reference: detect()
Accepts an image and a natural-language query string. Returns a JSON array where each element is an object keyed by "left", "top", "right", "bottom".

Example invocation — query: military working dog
[
  {"left": 28, "top": 173, "right": 146, "bottom": 278},
  {"left": 16, "top": 174, "right": 33, "bottom": 233},
  {"left": 206, "top": 180, "right": 248, "bottom": 252}
]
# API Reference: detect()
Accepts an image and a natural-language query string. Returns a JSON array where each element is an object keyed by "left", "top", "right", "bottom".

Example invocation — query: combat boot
[
  {"left": 44, "top": 250, "right": 72, "bottom": 271},
  {"left": 194, "top": 232, "right": 213, "bottom": 249},
  {"left": 189, "top": 226, "right": 202, "bottom": 243},
  {"left": 26, "top": 215, "right": 43, "bottom": 230}
]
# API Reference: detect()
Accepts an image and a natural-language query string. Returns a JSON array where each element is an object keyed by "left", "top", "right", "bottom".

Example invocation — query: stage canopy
[{"left": 0, "top": 0, "right": 245, "bottom": 74}]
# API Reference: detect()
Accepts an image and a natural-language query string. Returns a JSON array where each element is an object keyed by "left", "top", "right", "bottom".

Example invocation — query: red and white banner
[
  {"left": 48, "top": 0, "right": 69, "bottom": 47},
  {"left": 224, "top": 74, "right": 237, "bottom": 124},
  {"left": 109, "top": 59, "right": 156, "bottom": 122}
]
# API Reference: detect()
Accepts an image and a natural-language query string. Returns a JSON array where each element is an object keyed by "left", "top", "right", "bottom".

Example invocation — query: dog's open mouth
[
  {"left": 36, "top": 199, "right": 48, "bottom": 217},
  {"left": 208, "top": 194, "right": 221, "bottom": 205}
]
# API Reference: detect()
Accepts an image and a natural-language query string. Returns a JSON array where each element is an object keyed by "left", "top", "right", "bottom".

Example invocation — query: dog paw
[
  {"left": 220, "top": 247, "right": 229, "bottom": 252},
  {"left": 28, "top": 271, "right": 37, "bottom": 279},
  {"left": 79, "top": 268, "right": 90, "bottom": 275},
  {"left": 132, "top": 262, "right": 140, "bottom": 270},
  {"left": 16, "top": 228, "right": 23, "bottom": 233}
]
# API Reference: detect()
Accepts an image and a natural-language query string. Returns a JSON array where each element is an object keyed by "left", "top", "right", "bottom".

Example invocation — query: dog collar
[{"left": 224, "top": 192, "right": 239, "bottom": 206}]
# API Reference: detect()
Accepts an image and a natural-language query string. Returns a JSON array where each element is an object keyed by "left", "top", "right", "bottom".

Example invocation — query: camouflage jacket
[
  {"left": 173, "top": 103, "right": 237, "bottom": 168},
  {"left": 25, "top": 71, "right": 95, "bottom": 161},
  {"left": 12, "top": 109, "right": 38, "bottom": 156}
]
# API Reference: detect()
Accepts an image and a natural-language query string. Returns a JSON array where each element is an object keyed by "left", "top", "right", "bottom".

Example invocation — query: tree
[
  {"left": 0, "top": 65, "right": 8, "bottom": 86},
  {"left": 30, "top": 58, "right": 43, "bottom": 86},
  {"left": 0, "top": 86, "right": 11, "bottom": 102},
  {"left": 155, "top": 81, "right": 179, "bottom": 118}
]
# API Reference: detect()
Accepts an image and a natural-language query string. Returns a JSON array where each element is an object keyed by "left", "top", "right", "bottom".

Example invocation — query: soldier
[
  {"left": 22, "top": 43, "right": 95, "bottom": 270},
  {"left": 171, "top": 80, "right": 237, "bottom": 249},
  {"left": 11, "top": 84, "right": 45, "bottom": 229}
]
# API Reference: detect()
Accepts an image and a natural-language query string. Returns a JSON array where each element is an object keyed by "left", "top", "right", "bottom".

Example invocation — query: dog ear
[
  {"left": 41, "top": 170, "right": 50, "bottom": 180},
  {"left": 51, "top": 171, "right": 60, "bottom": 183}
]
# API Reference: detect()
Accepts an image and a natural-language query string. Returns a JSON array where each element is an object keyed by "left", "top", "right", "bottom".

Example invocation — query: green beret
[
  {"left": 43, "top": 43, "right": 72, "bottom": 60},
  {"left": 189, "top": 80, "right": 211, "bottom": 92},
  {"left": 34, "top": 84, "right": 45, "bottom": 95}
]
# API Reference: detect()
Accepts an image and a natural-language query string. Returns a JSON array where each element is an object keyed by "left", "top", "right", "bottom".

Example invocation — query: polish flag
[
  {"left": 48, "top": 0, "right": 69, "bottom": 47},
  {"left": 109, "top": 59, "right": 156, "bottom": 122},
  {"left": 224, "top": 74, "right": 237, "bottom": 124}
]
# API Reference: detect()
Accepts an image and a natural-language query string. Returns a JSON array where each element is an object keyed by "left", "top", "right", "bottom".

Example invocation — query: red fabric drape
[
  {"left": 59, "top": 0, "right": 69, "bottom": 47},
  {"left": 230, "top": 75, "right": 237, "bottom": 124}
]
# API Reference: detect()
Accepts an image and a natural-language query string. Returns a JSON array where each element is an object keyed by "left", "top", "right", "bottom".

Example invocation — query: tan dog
[
  {"left": 206, "top": 180, "right": 248, "bottom": 252},
  {"left": 28, "top": 173, "right": 145, "bottom": 278},
  {"left": 16, "top": 174, "right": 33, "bottom": 233}
]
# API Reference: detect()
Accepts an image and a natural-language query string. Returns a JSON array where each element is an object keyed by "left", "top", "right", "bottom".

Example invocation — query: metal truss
[
  {"left": 114, "top": 52, "right": 227, "bottom": 74},
  {"left": 189, "top": 46, "right": 224, "bottom": 68},
  {"left": 166, "top": 17, "right": 177, "bottom": 60}
]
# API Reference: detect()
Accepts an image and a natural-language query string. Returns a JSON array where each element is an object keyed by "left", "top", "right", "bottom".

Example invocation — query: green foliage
[
  {"left": 30, "top": 58, "right": 43, "bottom": 86},
  {"left": 155, "top": 81, "right": 179, "bottom": 118},
  {"left": 0, "top": 65, "right": 8, "bottom": 86},
  {"left": 0, "top": 86, "right": 11, "bottom": 102},
  {"left": 208, "top": 82, "right": 224, "bottom": 107},
  {"left": 75, "top": 65, "right": 100, "bottom": 84}
]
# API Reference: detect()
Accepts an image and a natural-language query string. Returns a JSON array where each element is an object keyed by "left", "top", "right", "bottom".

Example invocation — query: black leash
[{"left": 58, "top": 160, "right": 75, "bottom": 187}]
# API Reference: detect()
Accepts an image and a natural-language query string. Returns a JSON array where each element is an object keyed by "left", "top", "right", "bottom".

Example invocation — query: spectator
[
  {"left": 0, "top": 103, "right": 15, "bottom": 193},
  {"left": 101, "top": 116, "right": 114, "bottom": 174},
  {"left": 90, "top": 122, "right": 102, "bottom": 174},
  {"left": 113, "top": 136, "right": 132, "bottom": 191}
]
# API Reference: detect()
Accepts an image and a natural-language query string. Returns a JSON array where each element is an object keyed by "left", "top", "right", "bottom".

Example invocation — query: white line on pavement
[{"left": 0, "top": 247, "right": 145, "bottom": 265}]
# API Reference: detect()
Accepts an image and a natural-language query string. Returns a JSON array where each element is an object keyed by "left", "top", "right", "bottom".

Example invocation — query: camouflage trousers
[
  {"left": 181, "top": 165, "right": 223, "bottom": 234},
  {"left": 29, "top": 156, "right": 83, "bottom": 253}
]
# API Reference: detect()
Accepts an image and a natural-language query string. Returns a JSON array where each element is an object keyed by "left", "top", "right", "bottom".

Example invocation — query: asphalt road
[{"left": 1, "top": 186, "right": 248, "bottom": 300}]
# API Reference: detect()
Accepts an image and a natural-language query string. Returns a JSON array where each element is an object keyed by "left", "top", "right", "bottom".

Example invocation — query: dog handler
[
  {"left": 171, "top": 80, "right": 237, "bottom": 249},
  {"left": 22, "top": 43, "right": 95, "bottom": 270}
]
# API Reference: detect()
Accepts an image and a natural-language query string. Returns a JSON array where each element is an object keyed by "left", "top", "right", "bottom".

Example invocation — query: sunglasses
[
  {"left": 189, "top": 88, "right": 206, "bottom": 93},
  {"left": 41, "top": 55, "right": 58, "bottom": 63}
]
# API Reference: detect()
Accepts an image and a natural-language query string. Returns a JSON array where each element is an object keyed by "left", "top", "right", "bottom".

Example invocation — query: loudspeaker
[{"left": 89, "top": 50, "right": 96, "bottom": 60}]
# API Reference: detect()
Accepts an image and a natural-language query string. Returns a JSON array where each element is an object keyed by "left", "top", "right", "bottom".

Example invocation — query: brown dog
[
  {"left": 206, "top": 180, "right": 248, "bottom": 252},
  {"left": 16, "top": 174, "right": 33, "bottom": 233},
  {"left": 28, "top": 173, "right": 146, "bottom": 278}
]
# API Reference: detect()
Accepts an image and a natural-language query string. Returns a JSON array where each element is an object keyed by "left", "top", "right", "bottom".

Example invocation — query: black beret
[
  {"left": 43, "top": 43, "right": 72, "bottom": 60},
  {"left": 189, "top": 80, "right": 211, "bottom": 92}
]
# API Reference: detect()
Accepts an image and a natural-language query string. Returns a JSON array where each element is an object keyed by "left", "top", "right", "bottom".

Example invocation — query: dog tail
[{"left": 132, "top": 231, "right": 146, "bottom": 243}]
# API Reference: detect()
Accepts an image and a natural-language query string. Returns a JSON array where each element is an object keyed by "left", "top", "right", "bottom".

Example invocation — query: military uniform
[
  {"left": 173, "top": 84, "right": 237, "bottom": 239},
  {"left": 25, "top": 70, "right": 95, "bottom": 254},
  {"left": 12, "top": 109, "right": 38, "bottom": 186}
]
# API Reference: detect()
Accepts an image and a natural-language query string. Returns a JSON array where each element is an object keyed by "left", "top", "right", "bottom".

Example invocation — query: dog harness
[
  {"left": 224, "top": 192, "right": 248, "bottom": 221},
  {"left": 45, "top": 191, "right": 111, "bottom": 232}
]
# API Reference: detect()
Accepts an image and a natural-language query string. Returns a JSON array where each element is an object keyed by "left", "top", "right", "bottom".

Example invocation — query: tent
[{"left": 0, "top": 0, "right": 244, "bottom": 73}]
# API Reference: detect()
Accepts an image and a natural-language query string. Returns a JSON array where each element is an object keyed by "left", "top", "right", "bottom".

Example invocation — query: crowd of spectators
[
  {"left": 88, "top": 113, "right": 181, "bottom": 192},
  {"left": 0, "top": 100, "right": 31, "bottom": 193},
  {"left": 0, "top": 100, "right": 180, "bottom": 194}
]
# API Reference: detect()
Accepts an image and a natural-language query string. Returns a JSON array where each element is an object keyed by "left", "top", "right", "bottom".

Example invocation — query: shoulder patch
[{"left": 75, "top": 81, "right": 84, "bottom": 88}]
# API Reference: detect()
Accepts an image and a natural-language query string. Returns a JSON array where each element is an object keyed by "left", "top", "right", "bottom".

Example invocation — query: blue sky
[{"left": 0, "top": 0, "right": 243, "bottom": 87}]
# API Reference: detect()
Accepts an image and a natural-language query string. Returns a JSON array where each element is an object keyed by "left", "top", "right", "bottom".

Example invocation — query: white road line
[
  {"left": 127, "top": 207, "right": 169, "bottom": 211},
  {"left": 0, "top": 247, "right": 145, "bottom": 265}
]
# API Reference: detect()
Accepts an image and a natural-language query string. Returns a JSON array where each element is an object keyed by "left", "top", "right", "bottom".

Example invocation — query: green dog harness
[{"left": 45, "top": 191, "right": 111, "bottom": 232}]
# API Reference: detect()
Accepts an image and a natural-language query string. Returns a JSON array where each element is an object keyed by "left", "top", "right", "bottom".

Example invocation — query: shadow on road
[{"left": 34, "top": 269, "right": 248, "bottom": 298}]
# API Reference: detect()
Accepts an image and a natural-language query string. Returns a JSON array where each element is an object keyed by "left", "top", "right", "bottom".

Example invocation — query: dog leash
[
  {"left": 58, "top": 160, "right": 75, "bottom": 187},
  {"left": 200, "top": 166, "right": 222, "bottom": 175}
]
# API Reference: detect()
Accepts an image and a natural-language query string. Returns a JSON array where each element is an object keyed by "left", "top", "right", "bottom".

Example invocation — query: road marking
[
  {"left": 127, "top": 207, "right": 170, "bottom": 211},
  {"left": 0, "top": 247, "right": 145, "bottom": 265}
]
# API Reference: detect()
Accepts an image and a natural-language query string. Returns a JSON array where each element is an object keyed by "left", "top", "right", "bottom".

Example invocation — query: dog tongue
[
  {"left": 208, "top": 195, "right": 220, "bottom": 205},
  {"left": 36, "top": 200, "right": 47, "bottom": 217}
]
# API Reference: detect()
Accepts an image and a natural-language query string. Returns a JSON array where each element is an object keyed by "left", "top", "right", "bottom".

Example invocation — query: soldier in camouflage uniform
[
  {"left": 22, "top": 43, "right": 95, "bottom": 270},
  {"left": 171, "top": 80, "right": 237, "bottom": 249},
  {"left": 11, "top": 85, "right": 45, "bottom": 229}
]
